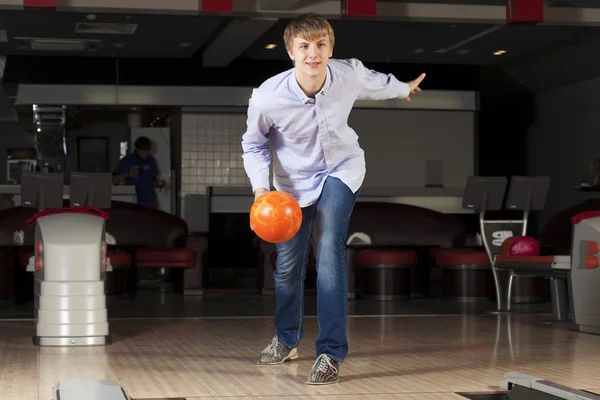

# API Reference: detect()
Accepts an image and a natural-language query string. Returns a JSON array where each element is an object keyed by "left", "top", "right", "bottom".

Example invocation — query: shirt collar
[{"left": 289, "top": 65, "right": 332, "bottom": 104}]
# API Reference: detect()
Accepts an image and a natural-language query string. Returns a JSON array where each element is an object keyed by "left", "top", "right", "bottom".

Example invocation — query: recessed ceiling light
[
  {"left": 265, "top": 44, "right": 277, "bottom": 50},
  {"left": 493, "top": 50, "right": 507, "bottom": 56}
]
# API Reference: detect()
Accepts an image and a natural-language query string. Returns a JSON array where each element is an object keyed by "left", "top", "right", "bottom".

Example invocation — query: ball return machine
[
  {"left": 22, "top": 172, "right": 152, "bottom": 400},
  {"left": 499, "top": 372, "right": 600, "bottom": 400},
  {"left": 464, "top": 176, "right": 600, "bottom": 398},
  {"left": 23, "top": 172, "right": 115, "bottom": 347},
  {"left": 468, "top": 175, "right": 600, "bottom": 333},
  {"left": 462, "top": 175, "right": 572, "bottom": 321}
]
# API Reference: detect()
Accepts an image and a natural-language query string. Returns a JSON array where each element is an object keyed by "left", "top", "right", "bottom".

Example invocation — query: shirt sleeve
[
  {"left": 350, "top": 58, "right": 410, "bottom": 101},
  {"left": 113, "top": 156, "right": 131, "bottom": 176},
  {"left": 241, "top": 92, "right": 272, "bottom": 193}
]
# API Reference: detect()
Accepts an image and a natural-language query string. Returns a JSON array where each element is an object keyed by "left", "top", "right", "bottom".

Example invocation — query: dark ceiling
[
  {"left": 386, "top": 0, "right": 600, "bottom": 6},
  {"left": 241, "top": 18, "right": 599, "bottom": 67},
  {"left": 0, "top": 0, "right": 599, "bottom": 93}
]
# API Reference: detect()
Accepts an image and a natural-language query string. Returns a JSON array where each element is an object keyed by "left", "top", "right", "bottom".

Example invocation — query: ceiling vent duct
[
  {"left": 14, "top": 37, "right": 101, "bottom": 52},
  {"left": 75, "top": 22, "right": 138, "bottom": 35}
]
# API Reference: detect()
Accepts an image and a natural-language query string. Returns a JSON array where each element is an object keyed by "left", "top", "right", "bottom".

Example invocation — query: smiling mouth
[{"left": 306, "top": 62, "right": 320, "bottom": 68}]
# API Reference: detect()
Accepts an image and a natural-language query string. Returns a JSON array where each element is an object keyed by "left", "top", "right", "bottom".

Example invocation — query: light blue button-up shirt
[{"left": 241, "top": 58, "right": 410, "bottom": 207}]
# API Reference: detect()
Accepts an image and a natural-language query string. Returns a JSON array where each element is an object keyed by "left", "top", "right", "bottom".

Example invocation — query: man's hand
[
  {"left": 129, "top": 167, "right": 140, "bottom": 179},
  {"left": 112, "top": 171, "right": 130, "bottom": 185},
  {"left": 406, "top": 73, "right": 426, "bottom": 102},
  {"left": 254, "top": 188, "right": 269, "bottom": 202},
  {"left": 155, "top": 179, "right": 166, "bottom": 189}
]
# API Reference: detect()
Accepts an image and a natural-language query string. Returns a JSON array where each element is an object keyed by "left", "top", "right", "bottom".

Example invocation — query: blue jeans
[{"left": 273, "top": 176, "right": 358, "bottom": 363}]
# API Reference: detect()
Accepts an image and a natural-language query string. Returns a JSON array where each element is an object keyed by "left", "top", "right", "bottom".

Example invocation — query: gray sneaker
[
  {"left": 256, "top": 335, "right": 299, "bottom": 365},
  {"left": 306, "top": 354, "right": 339, "bottom": 385}
]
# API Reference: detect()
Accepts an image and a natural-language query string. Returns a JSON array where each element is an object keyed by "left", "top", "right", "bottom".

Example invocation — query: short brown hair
[
  {"left": 283, "top": 13, "right": 335, "bottom": 51},
  {"left": 134, "top": 136, "right": 152, "bottom": 151}
]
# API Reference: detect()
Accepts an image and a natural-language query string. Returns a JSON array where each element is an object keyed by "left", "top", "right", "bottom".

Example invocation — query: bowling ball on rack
[
  {"left": 500, "top": 236, "right": 518, "bottom": 256},
  {"left": 505, "top": 235, "right": 540, "bottom": 256},
  {"left": 250, "top": 191, "right": 302, "bottom": 244}
]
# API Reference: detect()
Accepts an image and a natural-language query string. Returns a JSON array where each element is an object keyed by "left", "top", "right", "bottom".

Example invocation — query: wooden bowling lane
[
  {"left": 209, "top": 395, "right": 468, "bottom": 400},
  {"left": 140, "top": 396, "right": 468, "bottom": 400},
  {"left": 2, "top": 314, "right": 600, "bottom": 400}
]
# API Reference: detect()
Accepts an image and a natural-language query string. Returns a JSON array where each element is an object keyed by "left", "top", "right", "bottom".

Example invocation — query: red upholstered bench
[
  {"left": 105, "top": 250, "right": 132, "bottom": 296},
  {"left": 134, "top": 248, "right": 196, "bottom": 294},
  {"left": 428, "top": 247, "right": 480, "bottom": 297},
  {"left": 435, "top": 249, "right": 492, "bottom": 303},
  {"left": 355, "top": 249, "right": 418, "bottom": 301},
  {"left": 108, "top": 250, "right": 131, "bottom": 267}
]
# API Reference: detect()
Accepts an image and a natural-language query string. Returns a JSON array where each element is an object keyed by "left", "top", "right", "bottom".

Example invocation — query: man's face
[
  {"left": 137, "top": 149, "right": 150, "bottom": 159},
  {"left": 287, "top": 35, "right": 333, "bottom": 79}
]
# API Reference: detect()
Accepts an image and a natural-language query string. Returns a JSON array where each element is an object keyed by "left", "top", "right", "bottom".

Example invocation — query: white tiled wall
[
  {"left": 181, "top": 113, "right": 250, "bottom": 194},
  {"left": 180, "top": 109, "right": 476, "bottom": 196}
]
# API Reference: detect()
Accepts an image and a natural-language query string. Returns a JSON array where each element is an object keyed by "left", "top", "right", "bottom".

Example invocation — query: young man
[{"left": 241, "top": 13, "right": 425, "bottom": 385}]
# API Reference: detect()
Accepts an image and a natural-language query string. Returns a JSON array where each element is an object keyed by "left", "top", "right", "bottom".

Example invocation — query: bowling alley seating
[
  {"left": 133, "top": 246, "right": 196, "bottom": 294},
  {"left": 432, "top": 248, "right": 493, "bottom": 302},
  {"left": 182, "top": 234, "right": 208, "bottom": 295},
  {"left": 352, "top": 249, "right": 418, "bottom": 301},
  {"left": 103, "top": 251, "right": 132, "bottom": 296},
  {"left": 96, "top": 201, "right": 197, "bottom": 295},
  {"left": 258, "top": 201, "right": 468, "bottom": 300},
  {"left": 492, "top": 198, "right": 600, "bottom": 321},
  {"left": 347, "top": 202, "right": 466, "bottom": 300},
  {"left": 0, "top": 200, "right": 200, "bottom": 303},
  {"left": 432, "top": 245, "right": 551, "bottom": 304}
]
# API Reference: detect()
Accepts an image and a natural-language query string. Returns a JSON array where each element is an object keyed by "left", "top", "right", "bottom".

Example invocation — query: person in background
[
  {"left": 113, "top": 136, "right": 166, "bottom": 283},
  {"left": 113, "top": 136, "right": 165, "bottom": 209}
]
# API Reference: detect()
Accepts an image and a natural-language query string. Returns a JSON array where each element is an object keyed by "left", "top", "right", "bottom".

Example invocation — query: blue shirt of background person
[{"left": 113, "top": 136, "right": 162, "bottom": 208}]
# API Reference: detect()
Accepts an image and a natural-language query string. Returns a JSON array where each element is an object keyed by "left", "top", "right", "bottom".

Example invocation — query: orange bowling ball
[{"left": 250, "top": 191, "right": 302, "bottom": 244}]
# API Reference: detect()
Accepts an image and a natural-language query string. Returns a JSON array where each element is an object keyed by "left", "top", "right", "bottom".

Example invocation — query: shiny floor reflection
[
  {"left": 1, "top": 310, "right": 600, "bottom": 400},
  {"left": 0, "top": 290, "right": 555, "bottom": 320}
]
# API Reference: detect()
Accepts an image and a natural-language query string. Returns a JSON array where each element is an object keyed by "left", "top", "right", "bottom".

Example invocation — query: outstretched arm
[
  {"left": 241, "top": 93, "right": 272, "bottom": 195},
  {"left": 351, "top": 58, "right": 425, "bottom": 102}
]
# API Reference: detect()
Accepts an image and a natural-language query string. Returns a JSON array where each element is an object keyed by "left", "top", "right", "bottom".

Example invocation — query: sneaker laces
[
  {"left": 312, "top": 355, "right": 337, "bottom": 374},
  {"left": 263, "top": 336, "right": 280, "bottom": 357}
]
